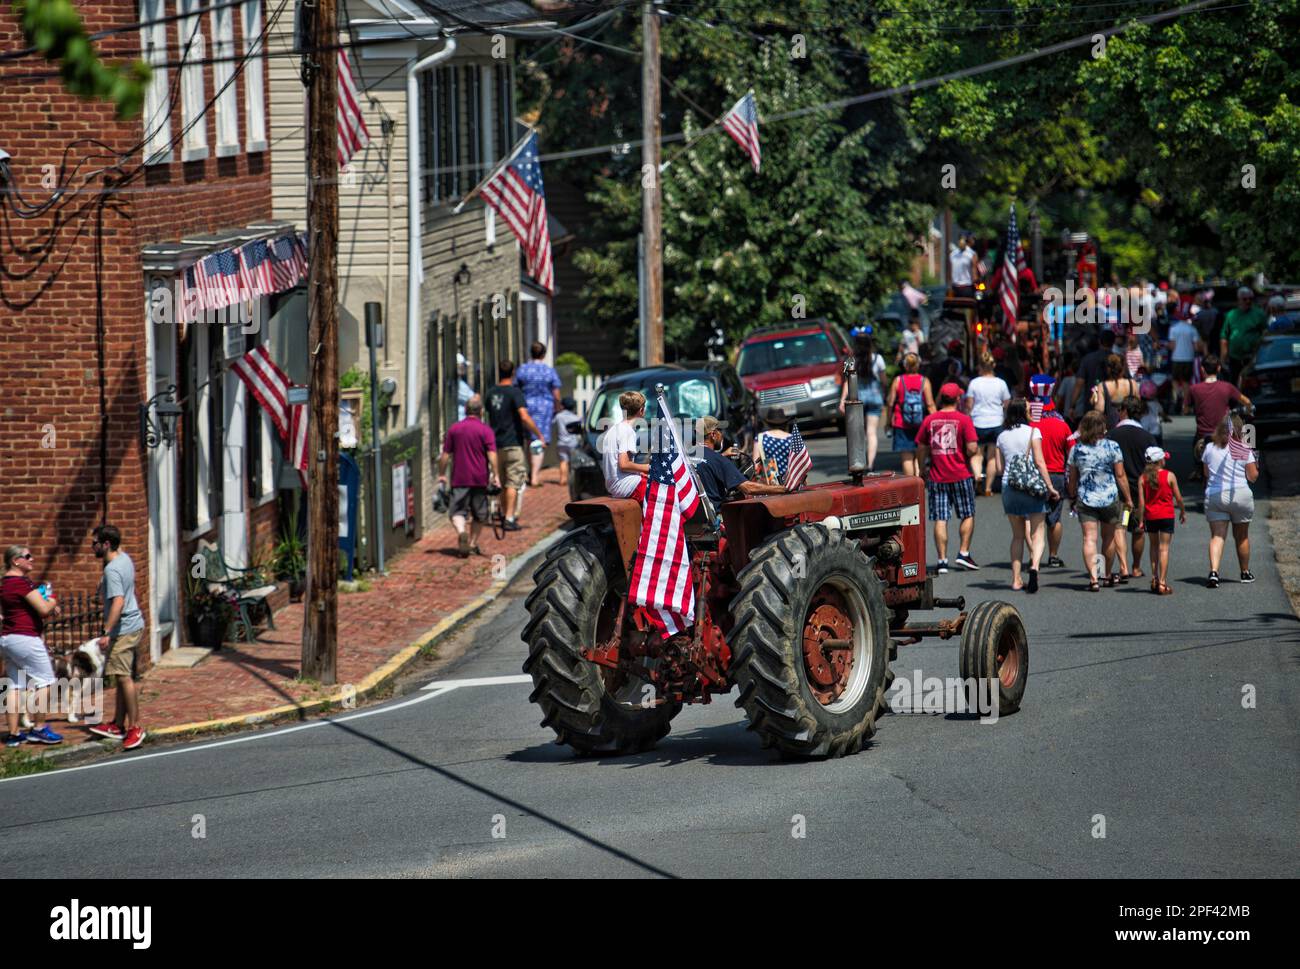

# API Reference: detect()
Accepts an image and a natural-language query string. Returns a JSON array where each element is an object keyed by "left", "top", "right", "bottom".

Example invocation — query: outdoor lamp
[
  {"left": 453, "top": 263, "right": 472, "bottom": 286},
  {"left": 140, "top": 385, "right": 182, "bottom": 449}
]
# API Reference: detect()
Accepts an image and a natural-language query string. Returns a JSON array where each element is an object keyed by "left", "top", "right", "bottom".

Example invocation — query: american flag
[
  {"left": 230, "top": 345, "right": 309, "bottom": 486},
  {"left": 179, "top": 265, "right": 205, "bottom": 323},
  {"left": 1228, "top": 429, "right": 1256, "bottom": 463},
  {"left": 480, "top": 132, "right": 554, "bottom": 292},
  {"left": 1000, "top": 204, "right": 1020, "bottom": 335},
  {"left": 784, "top": 423, "right": 811, "bottom": 491},
  {"left": 628, "top": 435, "right": 700, "bottom": 639},
  {"left": 238, "top": 240, "right": 274, "bottom": 299},
  {"left": 270, "top": 234, "right": 306, "bottom": 291},
  {"left": 196, "top": 249, "right": 242, "bottom": 310},
  {"left": 337, "top": 48, "right": 370, "bottom": 168},
  {"left": 721, "top": 90, "right": 760, "bottom": 173}
]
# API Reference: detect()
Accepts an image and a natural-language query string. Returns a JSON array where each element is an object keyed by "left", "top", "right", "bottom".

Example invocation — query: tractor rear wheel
[
  {"left": 521, "top": 526, "right": 681, "bottom": 755},
  {"left": 959, "top": 600, "right": 1028, "bottom": 715},
  {"left": 729, "top": 523, "right": 890, "bottom": 758}
]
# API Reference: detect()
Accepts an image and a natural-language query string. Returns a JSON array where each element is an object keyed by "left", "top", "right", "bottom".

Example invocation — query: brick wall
[{"left": 0, "top": 3, "right": 273, "bottom": 622}]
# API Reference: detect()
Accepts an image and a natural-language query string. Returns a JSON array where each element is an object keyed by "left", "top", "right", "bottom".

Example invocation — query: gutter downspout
[{"left": 405, "top": 34, "right": 457, "bottom": 428}]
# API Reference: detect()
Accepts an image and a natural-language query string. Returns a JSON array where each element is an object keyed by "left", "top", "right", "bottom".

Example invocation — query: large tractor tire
[
  {"left": 521, "top": 526, "right": 681, "bottom": 755},
  {"left": 959, "top": 600, "right": 1028, "bottom": 716},
  {"left": 729, "top": 523, "right": 890, "bottom": 758}
]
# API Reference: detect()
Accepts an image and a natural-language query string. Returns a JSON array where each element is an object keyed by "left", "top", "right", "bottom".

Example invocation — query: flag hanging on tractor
[
  {"left": 628, "top": 425, "right": 700, "bottom": 639},
  {"left": 784, "top": 423, "right": 811, "bottom": 491},
  {"left": 721, "top": 90, "right": 761, "bottom": 173}
]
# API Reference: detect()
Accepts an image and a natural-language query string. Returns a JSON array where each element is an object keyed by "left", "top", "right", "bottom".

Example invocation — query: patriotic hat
[{"left": 1028, "top": 374, "right": 1056, "bottom": 420}]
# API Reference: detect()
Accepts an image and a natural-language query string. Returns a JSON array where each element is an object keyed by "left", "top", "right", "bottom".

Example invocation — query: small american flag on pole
[
  {"left": 784, "top": 423, "right": 811, "bottom": 491},
  {"left": 999, "top": 205, "right": 1020, "bottom": 335},
  {"left": 337, "top": 48, "right": 370, "bottom": 168},
  {"left": 480, "top": 131, "right": 554, "bottom": 292},
  {"left": 197, "top": 249, "right": 242, "bottom": 310},
  {"left": 721, "top": 90, "right": 761, "bottom": 173},
  {"left": 629, "top": 435, "right": 700, "bottom": 639},
  {"left": 270, "top": 234, "right": 307, "bottom": 291},
  {"left": 1228, "top": 429, "right": 1256, "bottom": 463}
]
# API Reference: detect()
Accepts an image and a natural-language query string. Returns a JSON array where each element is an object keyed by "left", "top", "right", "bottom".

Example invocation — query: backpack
[
  {"left": 1005, "top": 447, "right": 1048, "bottom": 497},
  {"left": 899, "top": 375, "right": 925, "bottom": 434}
]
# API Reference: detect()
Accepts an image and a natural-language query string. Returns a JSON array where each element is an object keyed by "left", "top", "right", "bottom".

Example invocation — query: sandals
[
  {"left": 1088, "top": 578, "right": 1101, "bottom": 592},
  {"left": 1130, "top": 568, "right": 1144, "bottom": 578},
  {"left": 1150, "top": 576, "right": 1159, "bottom": 593},
  {"left": 1158, "top": 583, "right": 1174, "bottom": 596}
]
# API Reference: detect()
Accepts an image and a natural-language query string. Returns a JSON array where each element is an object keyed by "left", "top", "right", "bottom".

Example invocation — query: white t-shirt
[
  {"left": 600, "top": 421, "right": 643, "bottom": 498},
  {"left": 950, "top": 248, "right": 975, "bottom": 286},
  {"left": 1168, "top": 321, "right": 1199, "bottom": 362},
  {"left": 1202, "top": 443, "right": 1252, "bottom": 499},
  {"left": 966, "top": 375, "right": 1011, "bottom": 428},
  {"left": 900, "top": 330, "right": 921, "bottom": 356},
  {"left": 996, "top": 425, "right": 1040, "bottom": 485}
]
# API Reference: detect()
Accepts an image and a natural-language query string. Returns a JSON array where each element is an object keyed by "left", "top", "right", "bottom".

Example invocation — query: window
[
  {"left": 241, "top": 2, "right": 266, "bottom": 151},
  {"left": 425, "top": 62, "right": 510, "bottom": 207},
  {"left": 177, "top": 0, "right": 208, "bottom": 161},
  {"left": 181, "top": 318, "right": 222, "bottom": 531},
  {"left": 211, "top": 3, "right": 239, "bottom": 155},
  {"left": 587, "top": 378, "right": 720, "bottom": 432},
  {"left": 494, "top": 61, "right": 514, "bottom": 160},
  {"left": 736, "top": 334, "right": 838, "bottom": 376},
  {"left": 424, "top": 65, "right": 459, "bottom": 204},
  {"left": 138, "top": 0, "right": 172, "bottom": 164}
]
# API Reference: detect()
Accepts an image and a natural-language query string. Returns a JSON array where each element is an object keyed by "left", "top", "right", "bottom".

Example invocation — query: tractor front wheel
[
  {"left": 521, "top": 526, "right": 681, "bottom": 755},
  {"left": 729, "top": 523, "right": 890, "bottom": 758},
  {"left": 959, "top": 599, "right": 1028, "bottom": 715}
]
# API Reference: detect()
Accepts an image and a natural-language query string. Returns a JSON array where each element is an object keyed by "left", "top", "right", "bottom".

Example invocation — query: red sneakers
[
  {"left": 122, "top": 726, "right": 147, "bottom": 750},
  {"left": 88, "top": 722, "right": 124, "bottom": 741}
]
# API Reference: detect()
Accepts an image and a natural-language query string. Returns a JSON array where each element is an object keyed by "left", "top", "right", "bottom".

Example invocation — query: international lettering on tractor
[{"left": 521, "top": 359, "right": 1030, "bottom": 759}]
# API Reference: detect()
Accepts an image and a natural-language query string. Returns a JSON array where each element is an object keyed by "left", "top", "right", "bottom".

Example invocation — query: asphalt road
[{"left": 1, "top": 417, "right": 1296, "bottom": 878}]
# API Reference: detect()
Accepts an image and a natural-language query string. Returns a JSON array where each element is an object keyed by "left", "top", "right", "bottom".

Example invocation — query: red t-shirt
[
  {"left": 1032, "top": 413, "right": 1073, "bottom": 474},
  {"left": 1188, "top": 380, "right": 1240, "bottom": 440},
  {"left": 441, "top": 417, "right": 497, "bottom": 488},
  {"left": 916, "top": 409, "right": 977, "bottom": 483},
  {"left": 0, "top": 575, "right": 42, "bottom": 637},
  {"left": 1142, "top": 469, "right": 1175, "bottom": 519}
]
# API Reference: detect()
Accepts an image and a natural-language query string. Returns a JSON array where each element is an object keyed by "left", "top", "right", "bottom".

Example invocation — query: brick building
[{"left": 0, "top": 1, "right": 288, "bottom": 661}]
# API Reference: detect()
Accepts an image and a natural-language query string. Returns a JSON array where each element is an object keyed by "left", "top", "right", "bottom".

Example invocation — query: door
[
  {"left": 146, "top": 278, "right": 179, "bottom": 659},
  {"left": 221, "top": 320, "right": 249, "bottom": 568}
]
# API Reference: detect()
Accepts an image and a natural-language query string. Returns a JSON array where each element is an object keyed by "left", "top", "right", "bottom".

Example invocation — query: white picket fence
[{"left": 573, "top": 373, "right": 607, "bottom": 418}]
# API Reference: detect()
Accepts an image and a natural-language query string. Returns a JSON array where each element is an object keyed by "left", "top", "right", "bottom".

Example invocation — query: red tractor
[{"left": 522, "top": 363, "right": 1029, "bottom": 758}]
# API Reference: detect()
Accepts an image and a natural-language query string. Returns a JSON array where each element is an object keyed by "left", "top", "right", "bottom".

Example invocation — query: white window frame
[
  {"left": 241, "top": 1, "right": 267, "bottom": 152},
  {"left": 211, "top": 2, "right": 239, "bottom": 156},
  {"left": 481, "top": 64, "right": 496, "bottom": 244},
  {"left": 177, "top": 0, "right": 209, "bottom": 162},
  {"left": 194, "top": 323, "right": 214, "bottom": 533},
  {"left": 139, "top": 0, "right": 172, "bottom": 165}
]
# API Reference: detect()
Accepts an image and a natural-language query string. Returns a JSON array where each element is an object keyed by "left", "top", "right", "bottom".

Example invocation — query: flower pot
[
  {"left": 188, "top": 614, "right": 226, "bottom": 651},
  {"left": 289, "top": 577, "right": 305, "bottom": 602}
]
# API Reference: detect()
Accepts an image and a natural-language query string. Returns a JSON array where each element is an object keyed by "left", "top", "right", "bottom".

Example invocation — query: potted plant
[
  {"left": 272, "top": 521, "right": 307, "bottom": 602},
  {"left": 185, "top": 576, "right": 236, "bottom": 651}
]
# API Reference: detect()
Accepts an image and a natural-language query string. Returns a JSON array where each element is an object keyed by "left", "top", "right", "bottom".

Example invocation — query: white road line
[
  {"left": 421, "top": 674, "right": 533, "bottom": 690},
  {"left": 0, "top": 686, "right": 459, "bottom": 785}
]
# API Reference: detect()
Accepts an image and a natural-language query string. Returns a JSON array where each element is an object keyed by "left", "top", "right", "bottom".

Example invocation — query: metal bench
[{"left": 196, "top": 541, "right": 277, "bottom": 645}]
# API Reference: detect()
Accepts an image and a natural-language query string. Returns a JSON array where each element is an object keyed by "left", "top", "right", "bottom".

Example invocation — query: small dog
[{"left": 35, "top": 640, "right": 105, "bottom": 725}]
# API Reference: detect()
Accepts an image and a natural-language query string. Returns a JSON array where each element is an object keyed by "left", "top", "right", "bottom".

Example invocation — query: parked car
[
  {"left": 567, "top": 362, "right": 756, "bottom": 500},
  {"left": 1238, "top": 332, "right": 1300, "bottom": 443},
  {"left": 735, "top": 319, "right": 851, "bottom": 431}
]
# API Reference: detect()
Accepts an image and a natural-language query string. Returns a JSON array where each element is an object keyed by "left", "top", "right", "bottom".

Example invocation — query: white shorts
[
  {"left": 1205, "top": 491, "right": 1254, "bottom": 524},
  {"left": 0, "top": 634, "right": 56, "bottom": 689}
]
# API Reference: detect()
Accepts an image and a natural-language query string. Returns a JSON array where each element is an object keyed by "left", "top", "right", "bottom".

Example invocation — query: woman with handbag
[{"left": 996, "top": 399, "right": 1060, "bottom": 593}]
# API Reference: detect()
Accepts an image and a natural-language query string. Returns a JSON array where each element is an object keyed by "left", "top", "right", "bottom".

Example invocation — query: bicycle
[{"left": 487, "top": 482, "right": 506, "bottom": 540}]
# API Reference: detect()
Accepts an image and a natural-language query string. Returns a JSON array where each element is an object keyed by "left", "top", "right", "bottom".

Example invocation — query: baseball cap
[
  {"left": 939, "top": 382, "right": 963, "bottom": 400},
  {"left": 1144, "top": 446, "right": 1170, "bottom": 464},
  {"left": 696, "top": 415, "right": 722, "bottom": 437},
  {"left": 947, "top": 339, "right": 962, "bottom": 353}
]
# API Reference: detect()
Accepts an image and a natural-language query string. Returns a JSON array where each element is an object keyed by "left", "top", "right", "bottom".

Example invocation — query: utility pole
[
  {"left": 303, "top": 0, "right": 339, "bottom": 684},
  {"left": 641, "top": 1, "right": 663, "bottom": 365}
]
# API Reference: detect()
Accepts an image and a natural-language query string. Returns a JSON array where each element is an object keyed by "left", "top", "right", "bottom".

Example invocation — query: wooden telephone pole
[
  {"left": 303, "top": 0, "right": 340, "bottom": 684},
  {"left": 641, "top": 0, "right": 663, "bottom": 365}
]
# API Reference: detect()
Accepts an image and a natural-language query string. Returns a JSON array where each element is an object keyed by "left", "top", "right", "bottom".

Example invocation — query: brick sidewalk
[{"left": 55, "top": 473, "right": 574, "bottom": 740}]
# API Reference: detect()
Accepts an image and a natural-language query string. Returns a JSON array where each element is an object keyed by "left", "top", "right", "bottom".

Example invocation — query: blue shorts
[
  {"left": 1045, "top": 473, "right": 1067, "bottom": 527},
  {"left": 893, "top": 427, "right": 918, "bottom": 451},
  {"left": 927, "top": 478, "right": 976, "bottom": 522},
  {"left": 1002, "top": 486, "right": 1048, "bottom": 517},
  {"left": 858, "top": 384, "right": 884, "bottom": 418},
  {"left": 975, "top": 425, "right": 1001, "bottom": 446}
]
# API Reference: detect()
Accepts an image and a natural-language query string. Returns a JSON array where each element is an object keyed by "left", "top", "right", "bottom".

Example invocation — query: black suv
[{"left": 567, "top": 362, "right": 756, "bottom": 500}]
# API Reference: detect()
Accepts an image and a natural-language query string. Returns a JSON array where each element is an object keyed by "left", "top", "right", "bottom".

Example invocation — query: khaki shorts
[
  {"left": 498, "top": 446, "right": 527, "bottom": 490},
  {"left": 104, "top": 630, "right": 146, "bottom": 681}
]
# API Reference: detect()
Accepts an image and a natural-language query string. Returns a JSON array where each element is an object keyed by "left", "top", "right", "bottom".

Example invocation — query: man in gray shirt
[{"left": 88, "top": 525, "right": 148, "bottom": 749}]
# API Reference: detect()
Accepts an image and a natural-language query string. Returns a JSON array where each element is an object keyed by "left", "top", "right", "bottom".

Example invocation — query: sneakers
[
  {"left": 457, "top": 532, "right": 471, "bottom": 558},
  {"left": 954, "top": 552, "right": 981, "bottom": 571},
  {"left": 1207, "top": 570, "right": 1220, "bottom": 589},
  {"left": 123, "top": 726, "right": 147, "bottom": 751},
  {"left": 26, "top": 725, "right": 62, "bottom": 745},
  {"left": 1240, "top": 570, "right": 1255, "bottom": 583},
  {"left": 1046, "top": 556, "right": 1066, "bottom": 569},
  {"left": 4, "top": 732, "right": 28, "bottom": 748},
  {"left": 502, "top": 519, "right": 521, "bottom": 532},
  {"left": 88, "top": 722, "right": 125, "bottom": 741},
  {"left": 936, "top": 560, "right": 949, "bottom": 574}
]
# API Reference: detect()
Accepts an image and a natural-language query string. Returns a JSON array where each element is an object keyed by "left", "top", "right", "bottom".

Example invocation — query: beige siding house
[{"left": 268, "top": 0, "right": 547, "bottom": 533}]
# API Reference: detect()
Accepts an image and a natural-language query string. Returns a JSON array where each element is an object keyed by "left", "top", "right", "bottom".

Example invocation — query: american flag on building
[
  {"left": 784, "top": 423, "right": 811, "bottom": 491},
  {"left": 480, "top": 131, "right": 554, "bottom": 292},
  {"left": 238, "top": 239, "right": 274, "bottom": 298},
  {"left": 270, "top": 234, "right": 307, "bottom": 290},
  {"left": 721, "top": 91, "right": 761, "bottom": 173},
  {"left": 337, "top": 48, "right": 370, "bottom": 167},
  {"left": 230, "top": 345, "right": 309, "bottom": 487},
  {"left": 178, "top": 265, "right": 205, "bottom": 323},
  {"left": 628, "top": 423, "right": 701, "bottom": 639},
  {"left": 1000, "top": 204, "right": 1020, "bottom": 335},
  {"left": 196, "top": 249, "right": 242, "bottom": 310}
]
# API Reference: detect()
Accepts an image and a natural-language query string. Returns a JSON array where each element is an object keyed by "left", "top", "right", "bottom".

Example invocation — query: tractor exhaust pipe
[{"left": 843, "top": 358, "right": 867, "bottom": 484}]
